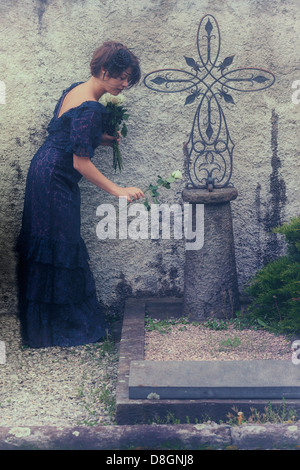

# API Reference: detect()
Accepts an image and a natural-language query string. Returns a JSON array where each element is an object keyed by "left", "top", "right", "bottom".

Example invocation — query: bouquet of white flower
[{"left": 100, "top": 93, "right": 129, "bottom": 172}]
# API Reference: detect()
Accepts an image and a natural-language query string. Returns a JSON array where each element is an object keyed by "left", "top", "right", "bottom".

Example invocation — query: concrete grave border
[{"left": 115, "top": 297, "right": 300, "bottom": 425}]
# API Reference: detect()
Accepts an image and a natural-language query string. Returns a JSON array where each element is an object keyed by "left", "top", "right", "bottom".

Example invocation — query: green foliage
[
  {"left": 202, "top": 318, "right": 229, "bottom": 330},
  {"left": 273, "top": 215, "right": 300, "bottom": 261},
  {"left": 244, "top": 216, "right": 300, "bottom": 334},
  {"left": 142, "top": 173, "right": 182, "bottom": 211}
]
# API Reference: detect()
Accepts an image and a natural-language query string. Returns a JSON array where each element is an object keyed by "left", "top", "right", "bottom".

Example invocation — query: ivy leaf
[
  {"left": 149, "top": 183, "right": 160, "bottom": 197},
  {"left": 144, "top": 199, "right": 151, "bottom": 211},
  {"left": 121, "top": 123, "right": 128, "bottom": 137},
  {"left": 257, "top": 318, "right": 269, "bottom": 328}
]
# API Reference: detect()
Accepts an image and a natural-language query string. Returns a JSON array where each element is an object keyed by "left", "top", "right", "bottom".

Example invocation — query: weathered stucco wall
[{"left": 0, "top": 0, "right": 299, "bottom": 316}]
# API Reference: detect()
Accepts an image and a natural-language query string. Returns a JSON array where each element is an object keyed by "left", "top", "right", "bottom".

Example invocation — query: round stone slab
[{"left": 182, "top": 187, "right": 238, "bottom": 204}]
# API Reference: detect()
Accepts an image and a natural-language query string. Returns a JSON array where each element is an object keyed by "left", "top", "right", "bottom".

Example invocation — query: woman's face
[{"left": 102, "top": 67, "right": 132, "bottom": 95}]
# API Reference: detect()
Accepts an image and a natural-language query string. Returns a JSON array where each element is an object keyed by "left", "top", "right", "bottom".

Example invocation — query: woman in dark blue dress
[{"left": 16, "top": 41, "right": 144, "bottom": 348}]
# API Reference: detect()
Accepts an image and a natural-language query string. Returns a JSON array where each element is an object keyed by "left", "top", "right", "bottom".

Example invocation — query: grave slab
[
  {"left": 129, "top": 360, "right": 300, "bottom": 400},
  {"left": 115, "top": 298, "right": 300, "bottom": 424}
]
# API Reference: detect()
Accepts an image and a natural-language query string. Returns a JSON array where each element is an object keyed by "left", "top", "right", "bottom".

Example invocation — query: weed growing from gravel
[
  {"left": 145, "top": 314, "right": 262, "bottom": 335},
  {"left": 225, "top": 399, "right": 297, "bottom": 425},
  {"left": 147, "top": 399, "right": 297, "bottom": 426},
  {"left": 145, "top": 315, "right": 190, "bottom": 334},
  {"left": 218, "top": 335, "right": 242, "bottom": 351}
]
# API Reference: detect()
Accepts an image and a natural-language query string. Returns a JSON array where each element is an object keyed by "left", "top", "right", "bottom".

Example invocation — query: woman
[{"left": 16, "top": 41, "right": 144, "bottom": 348}]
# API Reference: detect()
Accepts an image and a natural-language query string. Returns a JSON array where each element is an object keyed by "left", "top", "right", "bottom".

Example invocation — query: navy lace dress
[{"left": 16, "top": 82, "right": 110, "bottom": 348}]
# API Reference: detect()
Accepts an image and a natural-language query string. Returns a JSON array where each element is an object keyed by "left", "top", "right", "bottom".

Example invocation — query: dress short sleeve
[{"left": 69, "top": 106, "right": 103, "bottom": 159}]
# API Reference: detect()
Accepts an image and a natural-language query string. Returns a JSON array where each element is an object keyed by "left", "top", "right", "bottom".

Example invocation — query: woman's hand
[
  {"left": 101, "top": 132, "right": 120, "bottom": 147},
  {"left": 116, "top": 187, "right": 145, "bottom": 203}
]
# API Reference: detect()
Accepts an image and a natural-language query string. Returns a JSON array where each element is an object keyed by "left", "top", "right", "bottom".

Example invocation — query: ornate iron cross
[{"left": 144, "top": 14, "right": 275, "bottom": 191}]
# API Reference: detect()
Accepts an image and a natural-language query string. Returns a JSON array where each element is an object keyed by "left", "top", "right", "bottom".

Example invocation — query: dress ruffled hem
[
  {"left": 16, "top": 234, "right": 95, "bottom": 305},
  {"left": 16, "top": 233, "right": 89, "bottom": 269},
  {"left": 25, "top": 261, "right": 96, "bottom": 304},
  {"left": 20, "top": 296, "right": 110, "bottom": 348}
]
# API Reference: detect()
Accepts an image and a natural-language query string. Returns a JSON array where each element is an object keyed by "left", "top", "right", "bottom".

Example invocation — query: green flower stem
[
  {"left": 113, "top": 139, "right": 123, "bottom": 173},
  {"left": 123, "top": 172, "right": 183, "bottom": 211}
]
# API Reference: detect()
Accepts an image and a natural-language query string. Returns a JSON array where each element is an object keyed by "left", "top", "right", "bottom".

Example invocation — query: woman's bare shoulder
[{"left": 58, "top": 83, "right": 97, "bottom": 119}]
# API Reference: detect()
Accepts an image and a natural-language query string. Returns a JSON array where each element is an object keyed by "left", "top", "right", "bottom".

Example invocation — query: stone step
[{"left": 129, "top": 360, "right": 300, "bottom": 400}]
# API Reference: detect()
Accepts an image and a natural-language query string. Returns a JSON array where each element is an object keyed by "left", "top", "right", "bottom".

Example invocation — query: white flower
[
  {"left": 99, "top": 93, "right": 125, "bottom": 106},
  {"left": 171, "top": 170, "right": 183, "bottom": 180}
]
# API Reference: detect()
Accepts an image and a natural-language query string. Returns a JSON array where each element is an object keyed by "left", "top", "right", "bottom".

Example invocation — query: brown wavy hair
[{"left": 90, "top": 41, "right": 141, "bottom": 88}]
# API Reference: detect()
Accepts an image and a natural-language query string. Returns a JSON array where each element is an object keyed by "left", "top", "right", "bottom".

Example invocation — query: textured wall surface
[{"left": 0, "top": 0, "right": 299, "bottom": 317}]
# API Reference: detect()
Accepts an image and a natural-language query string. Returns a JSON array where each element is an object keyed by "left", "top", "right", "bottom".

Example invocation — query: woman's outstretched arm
[{"left": 73, "top": 154, "right": 144, "bottom": 203}]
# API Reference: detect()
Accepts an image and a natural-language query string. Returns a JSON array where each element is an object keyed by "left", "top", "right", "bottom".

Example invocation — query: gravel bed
[
  {"left": 1, "top": 314, "right": 294, "bottom": 428},
  {"left": 0, "top": 314, "right": 118, "bottom": 427},
  {"left": 145, "top": 321, "right": 293, "bottom": 361}
]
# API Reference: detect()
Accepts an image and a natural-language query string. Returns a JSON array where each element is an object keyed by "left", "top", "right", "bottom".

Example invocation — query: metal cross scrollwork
[{"left": 144, "top": 14, "right": 275, "bottom": 191}]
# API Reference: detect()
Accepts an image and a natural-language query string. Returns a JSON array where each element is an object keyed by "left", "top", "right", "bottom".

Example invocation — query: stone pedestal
[{"left": 182, "top": 187, "right": 240, "bottom": 321}]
